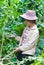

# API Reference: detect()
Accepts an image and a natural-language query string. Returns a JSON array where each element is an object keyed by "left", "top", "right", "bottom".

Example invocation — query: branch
[
  {"left": 2, "top": 49, "right": 15, "bottom": 61},
  {"left": 1, "top": 23, "right": 5, "bottom": 59}
]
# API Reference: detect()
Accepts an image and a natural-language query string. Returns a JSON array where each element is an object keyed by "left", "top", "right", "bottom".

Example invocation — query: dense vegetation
[{"left": 0, "top": 0, "right": 44, "bottom": 65}]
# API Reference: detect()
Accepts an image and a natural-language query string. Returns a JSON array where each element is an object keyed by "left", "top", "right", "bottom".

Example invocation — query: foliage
[{"left": 0, "top": 0, "right": 44, "bottom": 65}]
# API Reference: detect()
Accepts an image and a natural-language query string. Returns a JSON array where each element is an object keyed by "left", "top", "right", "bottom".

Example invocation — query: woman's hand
[
  {"left": 8, "top": 34, "right": 21, "bottom": 41},
  {"left": 14, "top": 47, "right": 21, "bottom": 52},
  {"left": 8, "top": 34, "right": 16, "bottom": 38}
]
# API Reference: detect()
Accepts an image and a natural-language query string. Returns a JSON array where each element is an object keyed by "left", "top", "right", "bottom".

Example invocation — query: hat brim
[{"left": 20, "top": 14, "right": 38, "bottom": 20}]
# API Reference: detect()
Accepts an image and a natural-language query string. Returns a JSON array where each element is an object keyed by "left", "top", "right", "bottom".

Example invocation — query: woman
[{"left": 10, "top": 10, "right": 39, "bottom": 65}]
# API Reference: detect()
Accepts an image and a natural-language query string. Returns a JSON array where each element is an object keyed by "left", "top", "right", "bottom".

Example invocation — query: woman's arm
[
  {"left": 15, "top": 36, "right": 21, "bottom": 41},
  {"left": 8, "top": 34, "right": 21, "bottom": 41}
]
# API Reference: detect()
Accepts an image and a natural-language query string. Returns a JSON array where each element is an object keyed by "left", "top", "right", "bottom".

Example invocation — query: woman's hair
[
  {"left": 25, "top": 19, "right": 37, "bottom": 24},
  {"left": 28, "top": 20, "right": 37, "bottom": 24},
  {"left": 32, "top": 20, "right": 37, "bottom": 24}
]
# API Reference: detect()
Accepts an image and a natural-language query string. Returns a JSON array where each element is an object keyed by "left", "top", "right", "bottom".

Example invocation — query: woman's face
[{"left": 25, "top": 19, "right": 32, "bottom": 26}]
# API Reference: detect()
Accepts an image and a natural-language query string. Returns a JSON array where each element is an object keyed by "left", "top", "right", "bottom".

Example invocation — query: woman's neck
[{"left": 28, "top": 23, "right": 35, "bottom": 28}]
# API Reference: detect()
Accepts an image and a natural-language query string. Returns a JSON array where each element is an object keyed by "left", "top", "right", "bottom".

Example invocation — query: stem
[
  {"left": 2, "top": 49, "right": 15, "bottom": 61},
  {"left": 1, "top": 22, "right": 5, "bottom": 59}
]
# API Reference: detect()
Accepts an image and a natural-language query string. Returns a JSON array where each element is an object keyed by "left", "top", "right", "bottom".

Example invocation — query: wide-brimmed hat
[{"left": 20, "top": 10, "right": 38, "bottom": 20}]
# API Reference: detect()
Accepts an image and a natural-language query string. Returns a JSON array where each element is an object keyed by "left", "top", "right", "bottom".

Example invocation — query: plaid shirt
[{"left": 19, "top": 25, "right": 39, "bottom": 55}]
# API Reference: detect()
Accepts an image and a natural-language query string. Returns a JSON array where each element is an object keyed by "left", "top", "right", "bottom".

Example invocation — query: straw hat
[{"left": 20, "top": 10, "right": 38, "bottom": 20}]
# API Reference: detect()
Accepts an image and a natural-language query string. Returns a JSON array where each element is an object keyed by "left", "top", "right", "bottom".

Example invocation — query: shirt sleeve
[{"left": 19, "top": 32, "right": 39, "bottom": 51}]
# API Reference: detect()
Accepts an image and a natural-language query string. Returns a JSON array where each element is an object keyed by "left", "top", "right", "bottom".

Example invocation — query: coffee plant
[{"left": 0, "top": 0, "right": 44, "bottom": 65}]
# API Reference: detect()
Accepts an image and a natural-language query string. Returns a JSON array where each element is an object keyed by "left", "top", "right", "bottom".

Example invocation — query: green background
[{"left": 0, "top": 0, "right": 44, "bottom": 65}]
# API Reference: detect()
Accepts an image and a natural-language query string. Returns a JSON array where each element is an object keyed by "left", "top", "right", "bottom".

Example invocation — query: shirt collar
[{"left": 27, "top": 25, "right": 37, "bottom": 30}]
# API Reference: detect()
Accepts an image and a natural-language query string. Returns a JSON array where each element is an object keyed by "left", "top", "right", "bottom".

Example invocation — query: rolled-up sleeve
[{"left": 19, "top": 32, "right": 39, "bottom": 51}]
